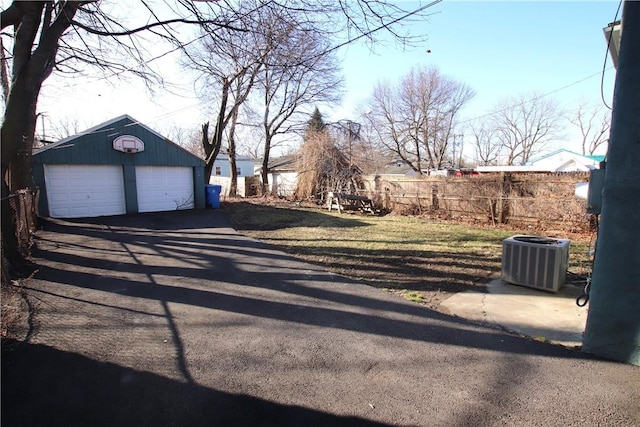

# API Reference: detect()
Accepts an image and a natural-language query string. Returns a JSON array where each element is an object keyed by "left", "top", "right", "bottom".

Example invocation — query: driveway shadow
[
  {"left": 31, "top": 211, "right": 586, "bottom": 359},
  {"left": 1, "top": 339, "right": 387, "bottom": 427},
  {"left": 8, "top": 210, "right": 633, "bottom": 426}
]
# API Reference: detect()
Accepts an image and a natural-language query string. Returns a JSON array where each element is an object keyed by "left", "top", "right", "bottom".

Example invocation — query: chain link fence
[
  {"left": 362, "top": 173, "right": 591, "bottom": 234},
  {"left": 2, "top": 188, "right": 40, "bottom": 285},
  {"left": 8, "top": 188, "right": 39, "bottom": 258}
]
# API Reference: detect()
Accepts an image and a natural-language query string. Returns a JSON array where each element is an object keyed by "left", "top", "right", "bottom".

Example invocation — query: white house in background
[
  {"left": 378, "top": 161, "right": 421, "bottom": 177},
  {"left": 526, "top": 149, "right": 604, "bottom": 171},
  {"left": 376, "top": 160, "right": 451, "bottom": 177},
  {"left": 263, "top": 154, "right": 298, "bottom": 197},
  {"left": 210, "top": 154, "right": 257, "bottom": 181},
  {"left": 476, "top": 149, "right": 605, "bottom": 173},
  {"left": 209, "top": 153, "right": 261, "bottom": 197}
]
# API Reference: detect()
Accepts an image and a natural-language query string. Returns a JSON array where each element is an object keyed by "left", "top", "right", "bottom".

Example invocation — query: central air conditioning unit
[{"left": 501, "top": 235, "right": 570, "bottom": 292}]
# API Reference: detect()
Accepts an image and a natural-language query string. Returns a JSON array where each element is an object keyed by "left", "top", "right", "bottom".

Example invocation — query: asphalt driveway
[{"left": 2, "top": 209, "right": 639, "bottom": 426}]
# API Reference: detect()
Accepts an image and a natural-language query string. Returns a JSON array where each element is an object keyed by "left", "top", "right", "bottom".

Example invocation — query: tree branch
[
  {"left": 31, "top": 2, "right": 82, "bottom": 82},
  {"left": 11, "top": 2, "right": 44, "bottom": 76},
  {"left": 71, "top": 17, "right": 246, "bottom": 37},
  {"left": 0, "top": 2, "right": 24, "bottom": 30}
]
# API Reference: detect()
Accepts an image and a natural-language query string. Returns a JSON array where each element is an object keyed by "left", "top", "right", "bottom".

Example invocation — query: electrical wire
[
  {"left": 577, "top": 214, "right": 599, "bottom": 307},
  {"left": 461, "top": 1, "right": 622, "bottom": 126},
  {"left": 313, "top": 1, "right": 442, "bottom": 61},
  {"left": 40, "top": 1, "right": 443, "bottom": 138},
  {"left": 459, "top": 69, "right": 612, "bottom": 126},
  {"left": 600, "top": 0, "right": 623, "bottom": 110},
  {"left": 78, "top": 2, "right": 442, "bottom": 84}
]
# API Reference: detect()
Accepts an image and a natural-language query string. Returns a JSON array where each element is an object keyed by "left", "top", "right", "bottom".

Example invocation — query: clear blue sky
[
  {"left": 335, "top": 1, "right": 618, "bottom": 125},
  {"left": 36, "top": 1, "right": 621, "bottom": 155}
]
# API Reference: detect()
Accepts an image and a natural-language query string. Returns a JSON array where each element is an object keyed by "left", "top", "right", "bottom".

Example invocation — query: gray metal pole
[{"left": 582, "top": 1, "right": 640, "bottom": 365}]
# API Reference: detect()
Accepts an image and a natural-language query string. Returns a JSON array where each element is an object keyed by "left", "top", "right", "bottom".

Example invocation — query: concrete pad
[{"left": 441, "top": 279, "right": 588, "bottom": 348}]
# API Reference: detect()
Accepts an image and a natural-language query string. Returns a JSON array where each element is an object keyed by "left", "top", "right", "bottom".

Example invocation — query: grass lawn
[{"left": 222, "top": 199, "right": 592, "bottom": 308}]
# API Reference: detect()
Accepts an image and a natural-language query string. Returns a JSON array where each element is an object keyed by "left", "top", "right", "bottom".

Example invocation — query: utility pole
[
  {"left": 40, "top": 113, "right": 46, "bottom": 142},
  {"left": 582, "top": 1, "right": 640, "bottom": 365},
  {"left": 452, "top": 134, "right": 460, "bottom": 169}
]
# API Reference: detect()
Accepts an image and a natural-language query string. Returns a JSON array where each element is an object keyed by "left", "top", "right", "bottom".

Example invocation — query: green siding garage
[{"left": 33, "top": 115, "right": 206, "bottom": 219}]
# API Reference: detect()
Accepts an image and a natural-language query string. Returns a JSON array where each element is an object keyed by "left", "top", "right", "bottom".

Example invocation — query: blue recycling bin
[{"left": 205, "top": 184, "right": 222, "bottom": 208}]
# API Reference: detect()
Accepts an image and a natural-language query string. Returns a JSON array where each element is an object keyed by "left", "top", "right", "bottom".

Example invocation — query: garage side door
[
  {"left": 136, "top": 166, "right": 194, "bottom": 213},
  {"left": 44, "top": 164, "right": 126, "bottom": 218}
]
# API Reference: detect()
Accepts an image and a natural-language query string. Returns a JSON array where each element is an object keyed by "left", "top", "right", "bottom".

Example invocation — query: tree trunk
[
  {"left": 202, "top": 122, "right": 222, "bottom": 184},
  {"left": 261, "top": 134, "right": 271, "bottom": 196},
  {"left": 1, "top": 1, "right": 80, "bottom": 270},
  {"left": 0, "top": 37, "right": 10, "bottom": 102},
  {"left": 12, "top": 105, "right": 38, "bottom": 190},
  {"left": 202, "top": 122, "right": 213, "bottom": 182},
  {"left": 1, "top": 54, "right": 42, "bottom": 272},
  {"left": 2, "top": 68, "right": 41, "bottom": 191},
  {"left": 204, "top": 79, "right": 229, "bottom": 184},
  {"left": 228, "top": 107, "right": 239, "bottom": 197}
]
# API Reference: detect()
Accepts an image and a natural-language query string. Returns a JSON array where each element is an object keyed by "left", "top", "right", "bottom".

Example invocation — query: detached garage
[{"left": 33, "top": 115, "right": 206, "bottom": 219}]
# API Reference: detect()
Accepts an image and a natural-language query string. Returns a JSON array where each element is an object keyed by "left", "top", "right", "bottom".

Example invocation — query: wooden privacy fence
[{"left": 360, "top": 173, "right": 591, "bottom": 233}]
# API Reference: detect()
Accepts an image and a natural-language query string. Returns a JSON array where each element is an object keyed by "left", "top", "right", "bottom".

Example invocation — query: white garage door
[
  {"left": 44, "top": 164, "right": 126, "bottom": 218},
  {"left": 135, "top": 166, "right": 194, "bottom": 213}
]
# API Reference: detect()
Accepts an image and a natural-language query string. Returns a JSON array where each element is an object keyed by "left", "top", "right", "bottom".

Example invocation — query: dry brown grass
[
  {"left": 222, "top": 197, "right": 593, "bottom": 308},
  {"left": 1, "top": 280, "right": 30, "bottom": 341}
]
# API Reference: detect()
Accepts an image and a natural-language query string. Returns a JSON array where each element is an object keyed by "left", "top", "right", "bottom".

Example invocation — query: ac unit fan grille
[{"left": 501, "top": 235, "right": 570, "bottom": 292}]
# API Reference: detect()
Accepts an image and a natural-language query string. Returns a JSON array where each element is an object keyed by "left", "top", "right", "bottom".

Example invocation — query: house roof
[
  {"left": 33, "top": 114, "right": 204, "bottom": 166},
  {"left": 214, "top": 154, "right": 258, "bottom": 162},
  {"left": 373, "top": 159, "right": 421, "bottom": 176},
  {"left": 377, "top": 165, "right": 418, "bottom": 176},
  {"left": 586, "top": 154, "right": 606, "bottom": 163},
  {"left": 526, "top": 149, "right": 602, "bottom": 165},
  {"left": 267, "top": 154, "right": 298, "bottom": 172},
  {"left": 475, "top": 165, "right": 556, "bottom": 173},
  {"left": 34, "top": 114, "right": 168, "bottom": 155}
]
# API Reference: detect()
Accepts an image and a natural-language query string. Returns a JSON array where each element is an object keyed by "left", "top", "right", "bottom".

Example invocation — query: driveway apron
[{"left": 2, "top": 210, "right": 639, "bottom": 426}]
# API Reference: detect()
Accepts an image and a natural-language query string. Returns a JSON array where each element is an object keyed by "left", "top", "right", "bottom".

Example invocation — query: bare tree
[
  {"left": 366, "top": 81, "right": 421, "bottom": 172},
  {"left": 470, "top": 121, "right": 501, "bottom": 166},
  {"left": 296, "top": 111, "right": 369, "bottom": 200},
  {"left": 165, "top": 126, "right": 205, "bottom": 159},
  {"left": 0, "top": 1, "right": 242, "bottom": 270},
  {"left": 269, "top": 0, "right": 433, "bottom": 50},
  {"left": 255, "top": 6, "right": 343, "bottom": 195},
  {"left": 365, "top": 66, "right": 474, "bottom": 173},
  {"left": 1, "top": 2, "right": 83, "bottom": 269},
  {"left": 232, "top": 0, "right": 438, "bottom": 194},
  {"left": 180, "top": 1, "right": 269, "bottom": 195},
  {"left": 491, "top": 93, "right": 565, "bottom": 165},
  {"left": 0, "top": 0, "right": 438, "bottom": 269},
  {"left": 296, "top": 128, "right": 353, "bottom": 201},
  {"left": 569, "top": 100, "right": 610, "bottom": 156},
  {"left": 179, "top": 0, "right": 436, "bottom": 196},
  {"left": 331, "top": 119, "right": 361, "bottom": 169},
  {"left": 45, "top": 115, "right": 88, "bottom": 141}
]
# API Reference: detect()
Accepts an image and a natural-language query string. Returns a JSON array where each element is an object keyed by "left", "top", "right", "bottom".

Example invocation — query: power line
[
  {"left": 460, "top": 68, "right": 614, "bottom": 125},
  {"left": 317, "top": 0, "right": 442, "bottom": 60},
  {"left": 52, "top": 1, "right": 444, "bottom": 128},
  {"left": 84, "top": 1, "right": 443, "bottom": 83}
]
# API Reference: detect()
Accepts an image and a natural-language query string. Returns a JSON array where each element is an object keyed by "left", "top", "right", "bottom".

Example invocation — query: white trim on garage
[
  {"left": 44, "top": 164, "right": 126, "bottom": 218},
  {"left": 135, "top": 166, "right": 194, "bottom": 213}
]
